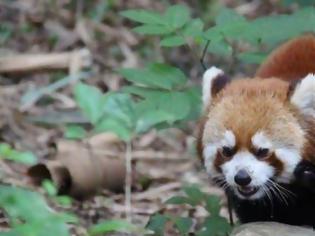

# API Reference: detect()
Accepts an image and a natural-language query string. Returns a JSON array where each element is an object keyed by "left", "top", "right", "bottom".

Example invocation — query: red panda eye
[
  {"left": 255, "top": 148, "right": 269, "bottom": 159},
  {"left": 221, "top": 146, "right": 234, "bottom": 157}
]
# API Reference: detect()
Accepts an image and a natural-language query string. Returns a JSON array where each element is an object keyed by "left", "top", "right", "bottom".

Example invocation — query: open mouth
[{"left": 237, "top": 186, "right": 259, "bottom": 197}]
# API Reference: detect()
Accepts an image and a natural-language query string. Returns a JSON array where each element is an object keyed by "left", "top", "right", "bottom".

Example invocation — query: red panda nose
[{"left": 234, "top": 169, "right": 252, "bottom": 186}]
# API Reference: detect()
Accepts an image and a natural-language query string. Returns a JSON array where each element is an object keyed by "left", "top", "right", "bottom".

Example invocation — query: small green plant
[
  {"left": 146, "top": 185, "right": 232, "bottom": 236},
  {"left": 0, "top": 145, "right": 75, "bottom": 236},
  {"left": 68, "top": 64, "right": 200, "bottom": 141},
  {"left": 122, "top": 5, "right": 315, "bottom": 63},
  {"left": 0, "top": 185, "right": 75, "bottom": 236},
  {"left": 121, "top": 4, "right": 203, "bottom": 47},
  {"left": 88, "top": 219, "right": 147, "bottom": 236},
  {"left": 0, "top": 143, "right": 37, "bottom": 165}
]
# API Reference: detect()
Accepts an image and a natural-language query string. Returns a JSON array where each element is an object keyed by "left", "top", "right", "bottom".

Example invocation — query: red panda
[{"left": 197, "top": 34, "right": 315, "bottom": 227}]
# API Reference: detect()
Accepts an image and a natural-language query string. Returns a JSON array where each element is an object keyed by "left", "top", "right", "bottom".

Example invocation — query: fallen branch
[
  {"left": 85, "top": 149, "right": 192, "bottom": 161},
  {"left": 0, "top": 49, "right": 92, "bottom": 74}
]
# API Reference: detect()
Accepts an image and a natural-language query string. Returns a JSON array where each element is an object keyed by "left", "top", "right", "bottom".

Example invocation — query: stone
[{"left": 231, "top": 222, "right": 315, "bottom": 236}]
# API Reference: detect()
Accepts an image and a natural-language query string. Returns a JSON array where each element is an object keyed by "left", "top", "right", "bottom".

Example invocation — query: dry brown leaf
[{"left": 27, "top": 139, "right": 126, "bottom": 199}]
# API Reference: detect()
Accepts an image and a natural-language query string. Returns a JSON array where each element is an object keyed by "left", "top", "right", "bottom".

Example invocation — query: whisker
[
  {"left": 273, "top": 181, "right": 296, "bottom": 197},
  {"left": 268, "top": 179, "right": 296, "bottom": 204},
  {"left": 262, "top": 184, "right": 274, "bottom": 217},
  {"left": 266, "top": 181, "right": 288, "bottom": 206}
]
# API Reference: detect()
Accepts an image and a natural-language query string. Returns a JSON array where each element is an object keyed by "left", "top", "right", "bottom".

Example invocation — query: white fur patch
[
  {"left": 221, "top": 151, "right": 274, "bottom": 199},
  {"left": 222, "top": 151, "right": 274, "bottom": 186},
  {"left": 275, "top": 148, "right": 301, "bottom": 183},
  {"left": 203, "top": 130, "right": 235, "bottom": 177},
  {"left": 222, "top": 130, "right": 235, "bottom": 147},
  {"left": 291, "top": 73, "right": 315, "bottom": 118},
  {"left": 203, "top": 144, "right": 219, "bottom": 177},
  {"left": 202, "top": 66, "right": 224, "bottom": 109},
  {"left": 251, "top": 132, "right": 272, "bottom": 149}
]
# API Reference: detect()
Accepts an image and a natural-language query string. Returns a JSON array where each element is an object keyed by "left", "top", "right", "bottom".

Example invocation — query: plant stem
[{"left": 125, "top": 141, "right": 132, "bottom": 222}]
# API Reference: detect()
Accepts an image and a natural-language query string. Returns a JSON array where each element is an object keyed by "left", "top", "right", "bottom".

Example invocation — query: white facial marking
[
  {"left": 291, "top": 73, "right": 315, "bottom": 118},
  {"left": 221, "top": 151, "right": 274, "bottom": 199},
  {"left": 222, "top": 130, "right": 235, "bottom": 147},
  {"left": 202, "top": 66, "right": 224, "bottom": 109},
  {"left": 275, "top": 148, "right": 301, "bottom": 183},
  {"left": 251, "top": 132, "right": 272, "bottom": 149},
  {"left": 203, "top": 130, "right": 235, "bottom": 177},
  {"left": 203, "top": 145, "right": 218, "bottom": 177}
]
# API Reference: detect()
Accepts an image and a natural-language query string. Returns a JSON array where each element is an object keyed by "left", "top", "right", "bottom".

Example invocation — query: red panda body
[{"left": 198, "top": 35, "right": 315, "bottom": 227}]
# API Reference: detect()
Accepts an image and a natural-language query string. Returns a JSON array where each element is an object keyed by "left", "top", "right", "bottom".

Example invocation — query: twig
[
  {"left": 20, "top": 71, "right": 91, "bottom": 111},
  {"left": 111, "top": 203, "right": 158, "bottom": 215},
  {"left": 132, "top": 182, "right": 182, "bottom": 201},
  {"left": 0, "top": 49, "right": 91, "bottom": 74},
  {"left": 125, "top": 141, "right": 132, "bottom": 222},
  {"left": 78, "top": 148, "right": 192, "bottom": 161},
  {"left": 200, "top": 40, "right": 210, "bottom": 71}
]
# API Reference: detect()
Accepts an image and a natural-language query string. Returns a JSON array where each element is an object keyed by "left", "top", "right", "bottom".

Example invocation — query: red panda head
[{"left": 198, "top": 67, "right": 315, "bottom": 200}]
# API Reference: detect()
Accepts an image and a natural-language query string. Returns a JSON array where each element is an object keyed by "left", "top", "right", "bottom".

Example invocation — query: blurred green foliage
[
  {"left": 146, "top": 185, "right": 232, "bottom": 236},
  {"left": 0, "top": 185, "right": 74, "bottom": 236}
]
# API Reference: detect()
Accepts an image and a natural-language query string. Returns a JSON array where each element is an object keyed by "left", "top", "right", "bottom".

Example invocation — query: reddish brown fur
[
  {"left": 256, "top": 34, "right": 315, "bottom": 81},
  {"left": 265, "top": 153, "right": 284, "bottom": 176},
  {"left": 198, "top": 35, "right": 315, "bottom": 174}
]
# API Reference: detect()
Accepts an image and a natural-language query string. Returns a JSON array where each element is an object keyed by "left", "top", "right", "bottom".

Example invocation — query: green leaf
[
  {"left": 8, "top": 151, "right": 37, "bottom": 165},
  {"left": 142, "top": 91, "right": 191, "bottom": 122},
  {"left": 89, "top": 93, "right": 137, "bottom": 140},
  {"left": 216, "top": 8, "right": 245, "bottom": 25},
  {"left": 207, "top": 40, "right": 233, "bottom": 57},
  {"left": 183, "top": 18, "right": 204, "bottom": 37},
  {"left": 183, "top": 185, "right": 205, "bottom": 205},
  {"left": 73, "top": 83, "right": 105, "bottom": 124},
  {"left": 133, "top": 24, "right": 173, "bottom": 35},
  {"left": 240, "top": 8, "right": 315, "bottom": 45},
  {"left": 205, "top": 7, "right": 315, "bottom": 49},
  {"left": 165, "top": 4, "right": 190, "bottom": 29},
  {"left": 282, "top": 0, "right": 315, "bottom": 7},
  {"left": 182, "top": 86, "right": 201, "bottom": 121},
  {"left": 64, "top": 125, "right": 86, "bottom": 139},
  {"left": 0, "top": 143, "right": 37, "bottom": 165},
  {"left": 42, "top": 180, "right": 57, "bottom": 196},
  {"left": 205, "top": 195, "right": 221, "bottom": 216},
  {"left": 55, "top": 196, "right": 72, "bottom": 207},
  {"left": 197, "top": 216, "right": 232, "bottom": 236},
  {"left": 94, "top": 118, "right": 132, "bottom": 141},
  {"left": 173, "top": 217, "right": 192, "bottom": 235},
  {"left": 102, "top": 93, "right": 136, "bottom": 128},
  {"left": 135, "top": 110, "right": 175, "bottom": 133},
  {"left": 122, "top": 86, "right": 157, "bottom": 98},
  {"left": 203, "top": 20, "right": 248, "bottom": 42},
  {"left": 120, "top": 9, "right": 164, "bottom": 24},
  {"left": 160, "top": 35, "right": 186, "bottom": 47},
  {"left": 165, "top": 196, "right": 194, "bottom": 205},
  {"left": 88, "top": 220, "right": 140, "bottom": 235},
  {"left": 146, "top": 214, "right": 169, "bottom": 236},
  {"left": 119, "top": 63, "right": 187, "bottom": 90},
  {"left": 0, "top": 185, "right": 70, "bottom": 236},
  {"left": 238, "top": 52, "right": 267, "bottom": 64}
]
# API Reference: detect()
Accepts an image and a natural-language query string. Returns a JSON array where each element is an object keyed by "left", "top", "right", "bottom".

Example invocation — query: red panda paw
[{"left": 294, "top": 160, "right": 315, "bottom": 193}]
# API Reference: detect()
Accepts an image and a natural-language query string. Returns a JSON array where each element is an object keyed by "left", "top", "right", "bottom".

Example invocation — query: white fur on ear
[
  {"left": 291, "top": 73, "right": 315, "bottom": 118},
  {"left": 202, "top": 66, "right": 224, "bottom": 109}
]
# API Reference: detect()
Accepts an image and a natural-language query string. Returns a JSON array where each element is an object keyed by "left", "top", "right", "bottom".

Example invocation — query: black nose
[{"left": 234, "top": 169, "right": 251, "bottom": 186}]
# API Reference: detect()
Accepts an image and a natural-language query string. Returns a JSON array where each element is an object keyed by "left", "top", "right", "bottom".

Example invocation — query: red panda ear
[
  {"left": 202, "top": 67, "right": 230, "bottom": 109},
  {"left": 290, "top": 73, "right": 315, "bottom": 118}
]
